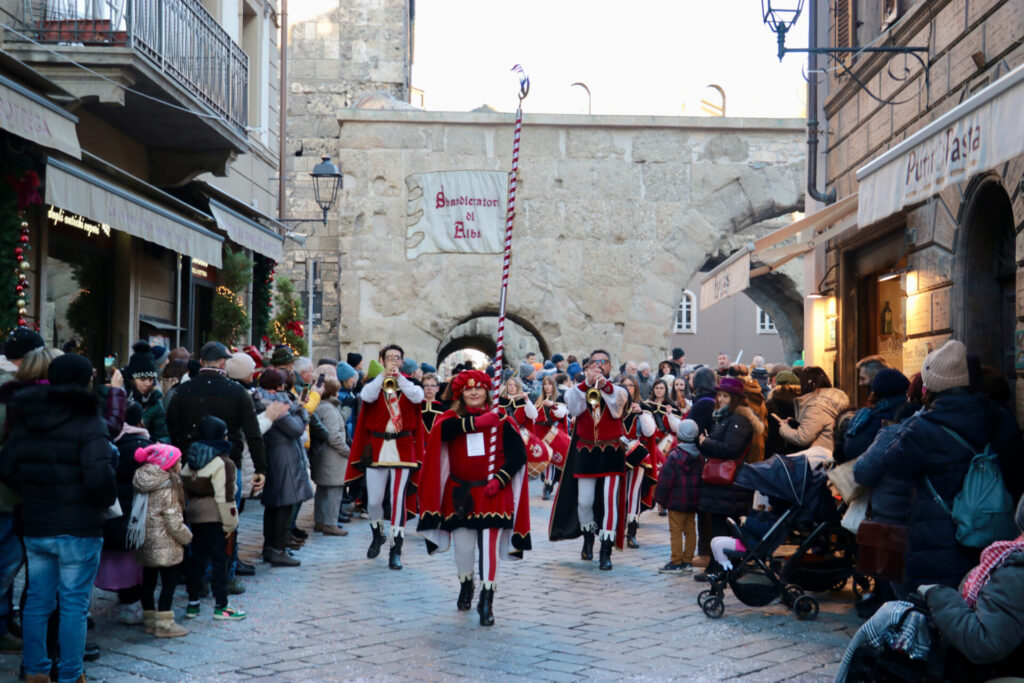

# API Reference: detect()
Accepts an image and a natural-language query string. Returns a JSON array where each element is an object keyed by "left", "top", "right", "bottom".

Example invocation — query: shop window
[
  {"left": 674, "top": 290, "right": 696, "bottom": 334},
  {"left": 242, "top": 1, "right": 263, "bottom": 136},
  {"left": 756, "top": 306, "right": 777, "bottom": 334}
]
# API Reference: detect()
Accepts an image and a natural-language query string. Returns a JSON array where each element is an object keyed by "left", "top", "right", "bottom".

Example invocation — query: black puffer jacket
[
  {"left": 697, "top": 405, "right": 756, "bottom": 517},
  {"left": 0, "top": 384, "right": 116, "bottom": 537},
  {"left": 880, "top": 389, "right": 996, "bottom": 589},
  {"left": 764, "top": 385, "right": 800, "bottom": 457},
  {"left": 686, "top": 391, "right": 717, "bottom": 436}
]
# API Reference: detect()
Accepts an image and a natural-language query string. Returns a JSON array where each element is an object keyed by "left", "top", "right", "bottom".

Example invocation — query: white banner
[
  {"left": 699, "top": 250, "right": 751, "bottom": 311},
  {"left": 405, "top": 170, "right": 508, "bottom": 259},
  {"left": 857, "top": 62, "right": 1024, "bottom": 228}
]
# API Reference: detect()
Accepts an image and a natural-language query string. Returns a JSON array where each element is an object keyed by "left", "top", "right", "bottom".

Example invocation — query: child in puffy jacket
[
  {"left": 179, "top": 416, "right": 243, "bottom": 621},
  {"left": 654, "top": 419, "right": 702, "bottom": 573},
  {"left": 130, "top": 443, "right": 192, "bottom": 638}
]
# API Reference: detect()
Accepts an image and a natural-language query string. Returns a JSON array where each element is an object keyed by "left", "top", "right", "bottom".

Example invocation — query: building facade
[{"left": 0, "top": 0, "right": 284, "bottom": 366}]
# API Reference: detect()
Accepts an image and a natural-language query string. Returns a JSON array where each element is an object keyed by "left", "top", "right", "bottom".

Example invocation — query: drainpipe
[
  {"left": 807, "top": 0, "right": 836, "bottom": 205},
  {"left": 278, "top": 0, "right": 288, "bottom": 221}
]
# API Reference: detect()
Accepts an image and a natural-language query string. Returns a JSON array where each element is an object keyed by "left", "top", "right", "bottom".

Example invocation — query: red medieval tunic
[
  {"left": 548, "top": 381, "right": 628, "bottom": 549},
  {"left": 622, "top": 409, "right": 658, "bottom": 510},
  {"left": 643, "top": 400, "right": 677, "bottom": 479},
  {"left": 533, "top": 403, "right": 570, "bottom": 469},
  {"left": 417, "top": 409, "right": 531, "bottom": 557}
]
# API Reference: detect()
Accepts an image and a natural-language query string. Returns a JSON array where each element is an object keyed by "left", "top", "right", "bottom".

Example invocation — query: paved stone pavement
[{"left": 1, "top": 480, "right": 863, "bottom": 682}]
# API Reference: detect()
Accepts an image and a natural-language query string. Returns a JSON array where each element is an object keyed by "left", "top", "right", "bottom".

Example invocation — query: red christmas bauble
[
  {"left": 15, "top": 285, "right": 24, "bottom": 294},
  {"left": 14, "top": 247, "right": 23, "bottom": 256},
  {"left": 16, "top": 255, "right": 24, "bottom": 262},
  {"left": 19, "top": 234, "right": 29, "bottom": 243},
  {"left": 17, "top": 318, "right": 26, "bottom": 326}
]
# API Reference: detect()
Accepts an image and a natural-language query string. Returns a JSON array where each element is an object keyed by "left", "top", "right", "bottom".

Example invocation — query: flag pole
[{"left": 491, "top": 65, "right": 529, "bottom": 409}]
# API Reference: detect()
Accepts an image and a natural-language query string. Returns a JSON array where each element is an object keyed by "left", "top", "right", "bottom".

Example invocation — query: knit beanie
[
  {"left": 518, "top": 361, "right": 534, "bottom": 379},
  {"left": 225, "top": 352, "right": 257, "bottom": 380},
  {"left": 134, "top": 443, "right": 182, "bottom": 471},
  {"left": 151, "top": 345, "right": 169, "bottom": 367},
  {"left": 921, "top": 340, "right": 969, "bottom": 394},
  {"left": 871, "top": 368, "right": 910, "bottom": 399},
  {"left": 775, "top": 370, "right": 800, "bottom": 386},
  {"left": 48, "top": 353, "right": 94, "bottom": 387},
  {"left": 125, "top": 401, "right": 144, "bottom": 427},
  {"left": 3, "top": 327, "right": 44, "bottom": 360},
  {"left": 676, "top": 419, "right": 699, "bottom": 443},
  {"left": 346, "top": 352, "right": 363, "bottom": 368},
  {"left": 420, "top": 362, "right": 436, "bottom": 374},
  {"left": 551, "top": 354, "right": 565, "bottom": 364},
  {"left": 126, "top": 342, "right": 158, "bottom": 379},
  {"left": 198, "top": 415, "right": 228, "bottom": 441},
  {"left": 566, "top": 362, "right": 582, "bottom": 378},
  {"left": 402, "top": 358, "right": 418, "bottom": 375},
  {"left": 336, "top": 361, "right": 357, "bottom": 383},
  {"left": 692, "top": 367, "right": 717, "bottom": 394},
  {"left": 366, "top": 359, "right": 384, "bottom": 380}
]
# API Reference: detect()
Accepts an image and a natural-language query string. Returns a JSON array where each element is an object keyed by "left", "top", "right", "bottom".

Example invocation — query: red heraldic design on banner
[{"left": 417, "top": 410, "right": 531, "bottom": 558}]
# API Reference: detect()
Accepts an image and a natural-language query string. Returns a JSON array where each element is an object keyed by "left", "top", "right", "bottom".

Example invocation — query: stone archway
[
  {"left": 436, "top": 313, "right": 548, "bottom": 368},
  {"left": 746, "top": 270, "right": 804, "bottom": 363}
]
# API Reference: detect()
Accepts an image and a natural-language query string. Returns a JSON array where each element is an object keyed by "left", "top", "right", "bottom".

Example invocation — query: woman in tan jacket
[
  {"left": 130, "top": 444, "right": 192, "bottom": 638},
  {"left": 774, "top": 366, "right": 850, "bottom": 459}
]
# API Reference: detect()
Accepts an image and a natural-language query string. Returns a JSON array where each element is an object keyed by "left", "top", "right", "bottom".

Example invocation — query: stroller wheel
[
  {"left": 783, "top": 584, "right": 804, "bottom": 607},
  {"left": 697, "top": 589, "right": 712, "bottom": 608},
  {"left": 830, "top": 577, "right": 849, "bottom": 592},
  {"left": 793, "top": 595, "right": 819, "bottom": 621},
  {"left": 702, "top": 595, "right": 725, "bottom": 619},
  {"left": 852, "top": 573, "right": 874, "bottom": 599}
]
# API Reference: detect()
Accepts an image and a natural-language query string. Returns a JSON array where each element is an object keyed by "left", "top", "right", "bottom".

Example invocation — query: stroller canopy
[{"left": 734, "top": 454, "right": 836, "bottom": 525}]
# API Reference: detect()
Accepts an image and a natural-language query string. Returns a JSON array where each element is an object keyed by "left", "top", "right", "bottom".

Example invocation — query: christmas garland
[
  {"left": 209, "top": 245, "right": 252, "bottom": 347},
  {"left": 252, "top": 255, "right": 275, "bottom": 345},
  {"left": 0, "top": 165, "right": 42, "bottom": 336},
  {"left": 270, "top": 277, "right": 307, "bottom": 356}
]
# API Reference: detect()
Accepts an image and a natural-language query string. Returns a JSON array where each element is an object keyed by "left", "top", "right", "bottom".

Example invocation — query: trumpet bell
[
  {"left": 382, "top": 376, "right": 398, "bottom": 395},
  {"left": 586, "top": 387, "right": 602, "bottom": 408}
]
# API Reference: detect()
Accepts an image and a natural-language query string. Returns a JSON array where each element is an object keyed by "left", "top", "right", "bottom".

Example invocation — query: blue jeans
[
  {"left": 0, "top": 513, "right": 23, "bottom": 635},
  {"left": 22, "top": 536, "right": 103, "bottom": 683}
]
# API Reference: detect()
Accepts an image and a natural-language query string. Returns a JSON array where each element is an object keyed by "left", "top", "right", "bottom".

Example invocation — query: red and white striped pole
[{"left": 492, "top": 64, "right": 529, "bottom": 410}]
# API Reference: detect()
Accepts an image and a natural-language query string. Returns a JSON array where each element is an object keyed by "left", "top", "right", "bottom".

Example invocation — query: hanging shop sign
[{"left": 46, "top": 205, "right": 111, "bottom": 239}]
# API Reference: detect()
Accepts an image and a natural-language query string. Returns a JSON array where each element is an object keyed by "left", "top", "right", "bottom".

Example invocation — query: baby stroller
[{"left": 697, "top": 454, "right": 866, "bottom": 620}]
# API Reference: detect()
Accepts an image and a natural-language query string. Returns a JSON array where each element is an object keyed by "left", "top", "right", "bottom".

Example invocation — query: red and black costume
[
  {"left": 417, "top": 371, "right": 530, "bottom": 626},
  {"left": 345, "top": 371, "right": 424, "bottom": 569},
  {"left": 421, "top": 399, "right": 447, "bottom": 434},
  {"left": 621, "top": 407, "right": 657, "bottom": 548},
  {"left": 548, "top": 378, "right": 628, "bottom": 570},
  {"left": 533, "top": 401, "right": 570, "bottom": 499}
]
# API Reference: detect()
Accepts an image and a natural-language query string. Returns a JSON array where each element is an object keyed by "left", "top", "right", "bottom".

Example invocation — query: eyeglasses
[
  {"left": 384, "top": 354, "right": 402, "bottom": 362},
  {"left": 592, "top": 358, "right": 610, "bottom": 366}
]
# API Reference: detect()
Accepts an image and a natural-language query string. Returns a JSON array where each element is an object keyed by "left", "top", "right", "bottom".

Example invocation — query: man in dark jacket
[
  {"left": 167, "top": 341, "right": 266, "bottom": 495},
  {"left": 839, "top": 368, "right": 909, "bottom": 463},
  {"left": 0, "top": 353, "right": 116, "bottom": 683},
  {"left": 686, "top": 367, "right": 718, "bottom": 435}
]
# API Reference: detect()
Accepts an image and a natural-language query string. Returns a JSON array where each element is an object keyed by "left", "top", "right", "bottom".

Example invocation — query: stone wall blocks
[
  {"left": 444, "top": 128, "right": 488, "bottom": 157},
  {"left": 699, "top": 133, "right": 750, "bottom": 162},
  {"left": 566, "top": 129, "right": 626, "bottom": 159},
  {"left": 641, "top": 163, "right": 690, "bottom": 202}
]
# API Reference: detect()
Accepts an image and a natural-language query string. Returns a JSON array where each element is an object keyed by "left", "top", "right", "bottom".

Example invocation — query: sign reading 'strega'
[
  {"left": 857, "top": 61, "right": 1024, "bottom": 228},
  {"left": 405, "top": 170, "right": 508, "bottom": 258}
]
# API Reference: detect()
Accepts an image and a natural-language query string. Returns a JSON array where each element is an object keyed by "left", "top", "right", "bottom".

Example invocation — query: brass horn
[
  {"left": 586, "top": 387, "right": 602, "bottom": 408},
  {"left": 382, "top": 375, "right": 398, "bottom": 395}
]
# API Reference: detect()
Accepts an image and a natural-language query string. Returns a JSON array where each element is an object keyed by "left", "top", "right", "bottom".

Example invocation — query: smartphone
[
  {"left": 103, "top": 355, "right": 116, "bottom": 383},
  {"left": 317, "top": 373, "right": 325, "bottom": 386},
  {"left": 104, "top": 355, "right": 116, "bottom": 369}
]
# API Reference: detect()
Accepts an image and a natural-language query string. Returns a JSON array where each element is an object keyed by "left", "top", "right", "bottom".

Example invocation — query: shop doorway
[{"left": 958, "top": 179, "right": 1015, "bottom": 383}]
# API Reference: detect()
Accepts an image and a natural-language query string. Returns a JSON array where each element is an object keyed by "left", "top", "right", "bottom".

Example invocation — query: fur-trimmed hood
[
  {"left": 767, "top": 384, "right": 801, "bottom": 404},
  {"left": 734, "top": 404, "right": 765, "bottom": 435},
  {"left": 6, "top": 384, "right": 101, "bottom": 433}
]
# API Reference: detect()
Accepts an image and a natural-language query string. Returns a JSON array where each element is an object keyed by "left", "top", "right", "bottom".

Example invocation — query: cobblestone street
[{"left": 1, "top": 481, "right": 861, "bottom": 682}]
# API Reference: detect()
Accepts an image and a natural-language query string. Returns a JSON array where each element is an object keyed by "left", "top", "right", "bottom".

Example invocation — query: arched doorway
[
  {"left": 436, "top": 314, "right": 548, "bottom": 378},
  {"left": 956, "top": 177, "right": 1016, "bottom": 381}
]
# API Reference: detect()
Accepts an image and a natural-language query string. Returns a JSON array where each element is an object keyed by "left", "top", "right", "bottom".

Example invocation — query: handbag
[
  {"left": 828, "top": 458, "right": 867, "bottom": 503},
  {"left": 103, "top": 497, "right": 123, "bottom": 521},
  {"left": 855, "top": 518, "right": 908, "bottom": 581},
  {"left": 702, "top": 457, "right": 740, "bottom": 486},
  {"left": 841, "top": 496, "right": 869, "bottom": 534}
]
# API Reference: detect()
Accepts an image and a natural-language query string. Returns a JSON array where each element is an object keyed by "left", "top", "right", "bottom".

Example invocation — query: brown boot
[
  {"left": 313, "top": 523, "right": 325, "bottom": 532},
  {"left": 321, "top": 525, "right": 348, "bottom": 536},
  {"left": 154, "top": 611, "right": 188, "bottom": 638},
  {"left": 143, "top": 610, "right": 156, "bottom": 635}
]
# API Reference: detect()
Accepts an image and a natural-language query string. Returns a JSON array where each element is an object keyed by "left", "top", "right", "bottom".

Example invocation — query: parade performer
[
  {"left": 498, "top": 375, "right": 538, "bottom": 429},
  {"left": 420, "top": 372, "right": 446, "bottom": 435},
  {"left": 345, "top": 344, "right": 424, "bottom": 570},
  {"left": 534, "top": 374, "right": 570, "bottom": 500},
  {"left": 620, "top": 375, "right": 657, "bottom": 549},
  {"left": 417, "top": 370, "right": 530, "bottom": 626},
  {"left": 549, "top": 349, "right": 628, "bottom": 570}
]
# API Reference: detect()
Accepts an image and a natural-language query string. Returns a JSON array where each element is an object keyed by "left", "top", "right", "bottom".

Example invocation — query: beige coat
[
  {"left": 312, "top": 398, "right": 350, "bottom": 487},
  {"left": 778, "top": 387, "right": 851, "bottom": 452},
  {"left": 132, "top": 465, "right": 192, "bottom": 568}
]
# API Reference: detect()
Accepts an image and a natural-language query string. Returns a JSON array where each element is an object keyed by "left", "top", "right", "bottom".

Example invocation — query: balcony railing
[{"left": 16, "top": 0, "right": 248, "bottom": 134}]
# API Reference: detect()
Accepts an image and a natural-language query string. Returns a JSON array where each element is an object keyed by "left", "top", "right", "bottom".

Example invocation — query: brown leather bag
[{"left": 855, "top": 519, "right": 908, "bottom": 581}]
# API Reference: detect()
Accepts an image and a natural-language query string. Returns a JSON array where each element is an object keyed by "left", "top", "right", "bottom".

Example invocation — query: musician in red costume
[
  {"left": 549, "top": 349, "right": 628, "bottom": 571},
  {"left": 420, "top": 372, "right": 446, "bottom": 434},
  {"left": 498, "top": 375, "right": 538, "bottom": 429},
  {"left": 345, "top": 344, "right": 424, "bottom": 570},
  {"left": 534, "top": 374, "right": 569, "bottom": 500},
  {"left": 417, "top": 370, "right": 530, "bottom": 626},
  {"left": 620, "top": 375, "right": 657, "bottom": 549}
]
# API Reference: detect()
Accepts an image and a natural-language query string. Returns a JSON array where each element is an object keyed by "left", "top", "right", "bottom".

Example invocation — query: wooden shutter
[{"left": 835, "top": 0, "right": 856, "bottom": 49}]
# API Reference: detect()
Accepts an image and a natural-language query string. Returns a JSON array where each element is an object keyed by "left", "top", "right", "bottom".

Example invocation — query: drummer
[{"left": 533, "top": 374, "right": 569, "bottom": 500}]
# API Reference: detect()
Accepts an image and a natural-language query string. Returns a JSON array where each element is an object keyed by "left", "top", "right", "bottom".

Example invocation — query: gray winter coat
[
  {"left": 261, "top": 402, "right": 314, "bottom": 508},
  {"left": 312, "top": 398, "right": 350, "bottom": 487},
  {"left": 926, "top": 551, "right": 1024, "bottom": 666}
]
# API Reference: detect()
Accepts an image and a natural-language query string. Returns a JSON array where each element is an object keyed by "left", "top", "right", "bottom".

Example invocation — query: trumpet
[
  {"left": 586, "top": 387, "right": 602, "bottom": 408},
  {"left": 382, "top": 375, "right": 399, "bottom": 395}
]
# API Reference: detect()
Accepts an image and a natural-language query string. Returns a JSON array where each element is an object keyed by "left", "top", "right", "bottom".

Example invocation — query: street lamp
[
  {"left": 762, "top": 0, "right": 804, "bottom": 61},
  {"left": 281, "top": 154, "right": 343, "bottom": 228}
]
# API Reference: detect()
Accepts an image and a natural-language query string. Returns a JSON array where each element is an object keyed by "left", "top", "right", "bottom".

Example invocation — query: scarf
[
  {"left": 186, "top": 440, "right": 231, "bottom": 471},
  {"left": 126, "top": 478, "right": 170, "bottom": 549},
  {"left": 961, "top": 535, "right": 1024, "bottom": 608},
  {"left": 712, "top": 405, "right": 733, "bottom": 422},
  {"left": 115, "top": 423, "right": 150, "bottom": 443}
]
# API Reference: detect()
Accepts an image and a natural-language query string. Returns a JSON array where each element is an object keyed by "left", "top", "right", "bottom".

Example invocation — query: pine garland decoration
[
  {"left": 209, "top": 246, "right": 252, "bottom": 347},
  {"left": 0, "top": 163, "right": 42, "bottom": 336},
  {"left": 272, "top": 277, "right": 307, "bottom": 356},
  {"left": 252, "top": 255, "right": 274, "bottom": 343}
]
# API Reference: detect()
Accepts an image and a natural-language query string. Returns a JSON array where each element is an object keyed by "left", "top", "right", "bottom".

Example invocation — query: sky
[{"left": 409, "top": 0, "right": 810, "bottom": 118}]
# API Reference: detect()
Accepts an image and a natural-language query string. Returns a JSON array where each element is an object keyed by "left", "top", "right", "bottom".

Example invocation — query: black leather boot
[
  {"left": 581, "top": 530, "right": 595, "bottom": 560},
  {"left": 599, "top": 538, "right": 613, "bottom": 570},
  {"left": 542, "top": 482, "right": 553, "bottom": 500},
  {"left": 457, "top": 577, "right": 474, "bottom": 611},
  {"left": 388, "top": 534, "right": 403, "bottom": 570},
  {"left": 477, "top": 586, "right": 495, "bottom": 626},
  {"left": 366, "top": 523, "right": 386, "bottom": 559},
  {"left": 626, "top": 520, "right": 639, "bottom": 548}
]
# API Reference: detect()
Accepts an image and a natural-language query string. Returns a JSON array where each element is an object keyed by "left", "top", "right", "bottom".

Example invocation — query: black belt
[
  {"left": 450, "top": 474, "right": 488, "bottom": 488},
  {"left": 371, "top": 430, "right": 413, "bottom": 440}
]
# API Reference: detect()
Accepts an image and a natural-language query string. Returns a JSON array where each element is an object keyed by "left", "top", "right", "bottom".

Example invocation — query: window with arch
[
  {"left": 756, "top": 306, "right": 778, "bottom": 334},
  {"left": 674, "top": 290, "right": 696, "bottom": 334}
]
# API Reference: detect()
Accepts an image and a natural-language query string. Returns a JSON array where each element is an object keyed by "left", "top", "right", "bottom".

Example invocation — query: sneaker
[
  {"left": 659, "top": 563, "right": 684, "bottom": 574},
  {"left": 118, "top": 603, "right": 144, "bottom": 625},
  {"left": 227, "top": 577, "right": 247, "bottom": 595},
  {"left": 213, "top": 606, "right": 247, "bottom": 621},
  {"left": 185, "top": 603, "right": 201, "bottom": 619},
  {"left": 0, "top": 632, "right": 22, "bottom": 654},
  {"left": 235, "top": 561, "right": 256, "bottom": 576},
  {"left": 679, "top": 562, "right": 694, "bottom": 573}
]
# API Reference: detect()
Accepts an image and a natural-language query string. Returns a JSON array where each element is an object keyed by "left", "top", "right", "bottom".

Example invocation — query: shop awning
[
  {"left": 856, "top": 61, "right": 1024, "bottom": 228},
  {"left": 699, "top": 194, "right": 858, "bottom": 309},
  {"left": 209, "top": 199, "right": 285, "bottom": 261},
  {"left": 0, "top": 74, "right": 80, "bottom": 159},
  {"left": 44, "top": 157, "right": 223, "bottom": 267}
]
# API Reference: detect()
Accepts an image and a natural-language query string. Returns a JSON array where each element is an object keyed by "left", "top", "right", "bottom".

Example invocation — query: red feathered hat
[{"left": 450, "top": 369, "right": 492, "bottom": 399}]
